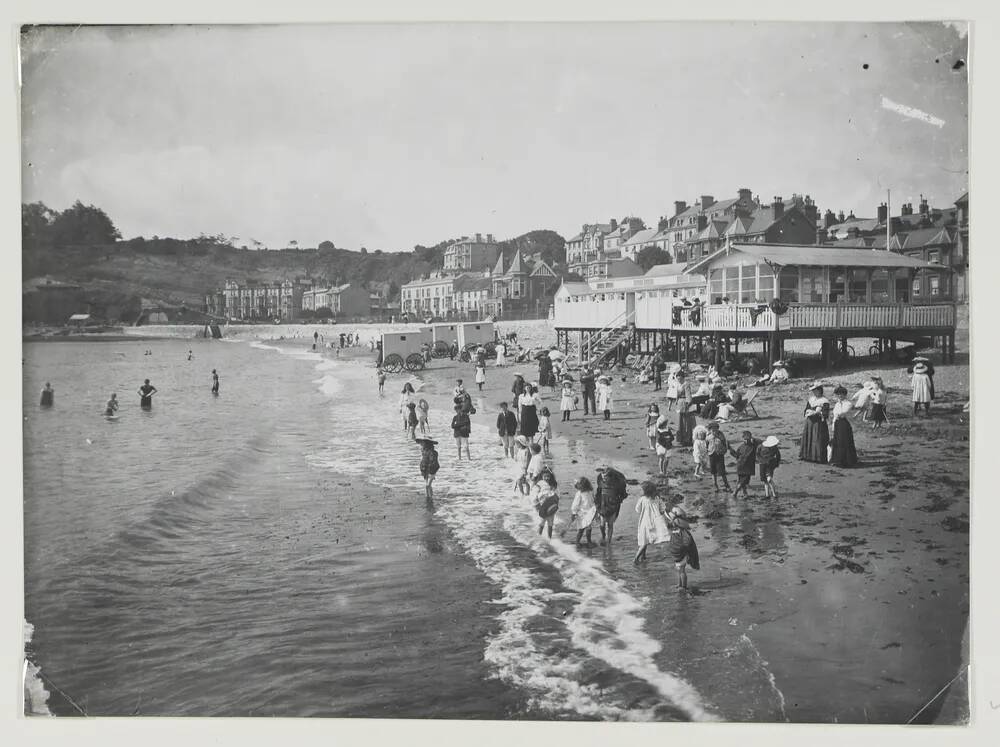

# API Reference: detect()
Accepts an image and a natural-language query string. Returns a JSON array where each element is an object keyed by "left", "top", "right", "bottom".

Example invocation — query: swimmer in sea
[
  {"left": 138, "top": 379, "right": 157, "bottom": 409},
  {"left": 39, "top": 382, "right": 54, "bottom": 407},
  {"left": 187, "top": 350, "right": 194, "bottom": 361},
  {"left": 211, "top": 369, "right": 220, "bottom": 394},
  {"left": 104, "top": 393, "right": 119, "bottom": 417}
]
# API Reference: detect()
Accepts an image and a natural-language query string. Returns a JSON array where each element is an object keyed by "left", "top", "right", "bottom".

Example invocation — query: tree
[
  {"left": 636, "top": 244, "right": 672, "bottom": 271},
  {"left": 50, "top": 200, "right": 121, "bottom": 246},
  {"left": 318, "top": 240, "right": 336, "bottom": 251},
  {"left": 22, "top": 202, "right": 56, "bottom": 248},
  {"left": 289, "top": 240, "right": 299, "bottom": 249}
]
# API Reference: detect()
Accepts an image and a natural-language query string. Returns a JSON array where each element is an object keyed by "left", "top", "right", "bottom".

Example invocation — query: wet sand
[{"left": 278, "top": 338, "right": 969, "bottom": 723}]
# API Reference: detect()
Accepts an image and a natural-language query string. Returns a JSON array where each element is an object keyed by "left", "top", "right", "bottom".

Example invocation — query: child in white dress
[
  {"left": 570, "top": 476, "right": 599, "bottom": 547},
  {"left": 634, "top": 481, "right": 671, "bottom": 564},
  {"left": 537, "top": 407, "right": 553, "bottom": 456},
  {"left": 692, "top": 427, "right": 709, "bottom": 477}
]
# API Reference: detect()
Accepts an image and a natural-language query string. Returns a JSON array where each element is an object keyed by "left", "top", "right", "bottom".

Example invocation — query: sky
[{"left": 19, "top": 22, "right": 968, "bottom": 252}]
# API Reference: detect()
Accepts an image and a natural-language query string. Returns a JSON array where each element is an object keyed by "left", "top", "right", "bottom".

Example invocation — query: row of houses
[
  {"left": 400, "top": 247, "right": 560, "bottom": 320},
  {"left": 204, "top": 279, "right": 398, "bottom": 321},
  {"left": 566, "top": 187, "right": 969, "bottom": 301}
]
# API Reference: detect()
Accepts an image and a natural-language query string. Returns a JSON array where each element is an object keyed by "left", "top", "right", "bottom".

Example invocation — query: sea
[{"left": 21, "top": 326, "right": 800, "bottom": 720}]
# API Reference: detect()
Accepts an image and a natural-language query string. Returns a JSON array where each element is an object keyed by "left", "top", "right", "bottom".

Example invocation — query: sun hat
[
  {"left": 415, "top": 438, "right": 439, "bottom": 446},
  {"left": 833, "top": 385, "right": 848, "bottom": 397},
  {"left": 762, "top": 435, "right": 780, "bottom": 447},
  {"left": 773, "top": 360, "right": 786, "bottom": 368},
  {"left": 912, "top": 356, "right": 930, "bottom": 363},
  {"left": 807, "top": 381, "right": 824, "bottom": 391},
  {"left": 913, "top": 362, "right": 928, "bottom": 374},
  {"left": 514, "top": 435, "right": 529, "bottom": 447}
]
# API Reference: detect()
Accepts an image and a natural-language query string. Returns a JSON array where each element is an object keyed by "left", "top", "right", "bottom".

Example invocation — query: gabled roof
[
  {"left": 557, "top": 281, "right": 593, "bottom": 296},
  {"left": 530, "top": 260, "right": 557, "bottom": 277},
  {"left": 705, "top": 197, "right": 738, "bottom": 216},
  {"left": 566, "top": 232, "right": 584, "bottom": 243},
  {"left": 955, "top": 192, "right": 969, "bottom": 206},
  {"left": 691, "top": 220, "right": 730, "bottom": 242},
  {"left": 896, "top": 226, "right": 955, "bottom": 250},
  {"left": 491, "top": 252, "right": 506, "bottom": 276},
  {"left": 724, "top": 214, "right": 754, "bottom": 237},
  {"left": 621, "top": 228, "right": 660, "bottom": 247},
  {"left": 686, "top": 243, "right": 944, "bottom": 275},
  {"left": 505, "top": 250, "right": 527, "bottom": 275}
]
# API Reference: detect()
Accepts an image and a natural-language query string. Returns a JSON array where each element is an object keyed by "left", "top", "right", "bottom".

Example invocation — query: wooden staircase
[{"left": 583, "top": 310, "right": 635, "bottom": 368}]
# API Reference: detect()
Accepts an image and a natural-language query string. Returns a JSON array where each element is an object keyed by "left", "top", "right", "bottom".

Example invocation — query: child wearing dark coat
[{"left": 730, "top": 430, "right": 759, "bottom": 499}]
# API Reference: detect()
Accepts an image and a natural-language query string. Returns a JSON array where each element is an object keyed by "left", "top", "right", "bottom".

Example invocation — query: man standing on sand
[{"left": 580, "top": 366, "right": 597, "bottom": 416}]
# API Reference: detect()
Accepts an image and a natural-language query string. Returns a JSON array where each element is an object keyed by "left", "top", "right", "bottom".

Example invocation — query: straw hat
[
  {"left": 913, "top": 362, "right": 928, "bottom": 374},
  {"left": 807, "top": 381, "right": 824, "bottom": 391},
  {"left": 598, "top": 375, "right": 611, "bottom": 383},
  {"left": 762, "top": 435, "right": 779, "bottom": 447},
  {"left": 415, "top": 438, "right": 439, "bottom": 446},
  {"left": 772, "top": 360, "right": 786, "bottom": 368},
  {"left": 912, "top": 356, "right": 930, "bottom": 363},
  {"left": 514, "top": 435, "right": 529, "bottom": 447}
]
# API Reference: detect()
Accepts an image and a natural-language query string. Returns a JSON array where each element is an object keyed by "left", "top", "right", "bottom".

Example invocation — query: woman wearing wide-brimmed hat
[
  {"left": 829, "top": 386, "right": 859, "bottom": 467},
  {"left": 799, "top": 382, "right": 831, "bottom": 464},
  {"left": 672, "top": 370, "right": 697, "bottom": 447},
  {"left": 911, "top": 362, "right": 933, "bottom": 415}
]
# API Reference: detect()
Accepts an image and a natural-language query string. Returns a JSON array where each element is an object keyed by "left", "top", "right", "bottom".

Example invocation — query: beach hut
[
  {"left": 456, "top": 321, "right": 494, "bottom": 350},
  {"left": 68, "top": 313, "right": 91, "bottom": 328},
  {"left": 380, "top": 329, "right": 431, "bottom": 373}
]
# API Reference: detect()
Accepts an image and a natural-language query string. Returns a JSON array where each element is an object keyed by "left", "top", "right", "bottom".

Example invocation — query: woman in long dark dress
[
  {"left": 829, "top": 385, "right": 859, "bottom": 467},
  {"left": 799, "top": 383, "right": 830, "bottom": 464},
  {"left": 519, "top": 384, "right": 540, "bottom": 439},
  {"left": 673, "top": 372, "right": 696, "bottom": 447},
  {"left": 511, "top": 373, "right": 526, "bottom": 415}
]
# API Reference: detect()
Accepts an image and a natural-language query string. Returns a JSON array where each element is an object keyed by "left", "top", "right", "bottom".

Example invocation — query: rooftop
[{"left": 686, "top": 243, "right": 945, "bottom": 275}]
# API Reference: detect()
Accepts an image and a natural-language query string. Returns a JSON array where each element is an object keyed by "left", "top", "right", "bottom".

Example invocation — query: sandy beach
[{"left": 314, "top": 325, "right": 970, "bottom": 723}]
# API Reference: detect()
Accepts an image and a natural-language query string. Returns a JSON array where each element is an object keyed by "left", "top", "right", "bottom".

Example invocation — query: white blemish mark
[{"left": 881, "top": 96, "right": 946, "bottom": 128}]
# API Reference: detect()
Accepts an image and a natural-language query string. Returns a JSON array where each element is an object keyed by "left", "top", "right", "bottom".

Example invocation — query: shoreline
[{"left": 370, "top": 335, "right": 969, "bottom": 723}]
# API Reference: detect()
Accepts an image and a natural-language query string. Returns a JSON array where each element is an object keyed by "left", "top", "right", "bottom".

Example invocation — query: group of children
[{"left": 644, "top": 400, "right": 782, "bottom": 500}]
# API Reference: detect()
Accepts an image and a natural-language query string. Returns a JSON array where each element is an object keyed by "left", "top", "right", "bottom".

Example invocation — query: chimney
[
  {"left": 772, "top": 196, "right": 784, "bottom": 220},
  {"left": 674, "top": 200, "right": 687, "bottom": 216},
  {"left": 803, "top": 196, "right": 818, "bottom": 224},
  {"left": 816, "top": 226, "right": 828, "bottom": 244},
  {"left": 901, "top": 203, "right": 913, "bottom": 216},
  {"left": 487, "top": 233, "right": 494, "bottom": 242},
  {"left": 609, "top": 218, "right": 618, "bottom": 230},
  {"left": 877, "top": 202, "right": 888, "bottom": 224},
  {"left": 824, "top": 209, "right": 837, "bottom": 229},
  {"left": 738, "top": 187, "right": 752, "bottom": 203},
  {"left": 700, "top": 195, "right": 714, "bottom": 211},
  {"left": 697, "top": 214, "right": 708, "bottom": 232},
  {"left": 837, "top": 210, "right": 846, "bottom": 223},
  {"left": 475, "top": 232, "right": 482, "bottom": 242},
  {"left": 919, "top": 195, "right": 929, "bottom": 215}
]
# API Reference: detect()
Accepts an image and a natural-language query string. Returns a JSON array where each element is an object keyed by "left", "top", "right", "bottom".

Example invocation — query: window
[
  {"left": 928, "top": 250, "right": 940, "bottom": 263},
  {"left": 912, "top": 277, "right": 922, "bottom": 295},
  {"left": 779, "top": 267, "right": 799, "bottom": 302},
  {"left": 725, "top": 267, "right": 739, "bottom": 300},
  {"left": 800, "top": 268, "right": 827, "bottom": 302},
  {"left": 740, "top": 264, "right": 756, "bottom": 303},
  {"left": 870, "top": 270, "right": 890, "bottom": 303},
  {"left": 758, "top": 264, "right": 775, "bottom": 302},
  {"left": 849, "top": 269, "right": 868, "bottom": 302},
  {"left": 829, "top": 269, "right": 846, "bottom": 303},
  {"left": 709, "top": 268, "right": 723, "bottom": 301},
  {"left": 929, "top": 275, "right": 940, "bottom": 296}
]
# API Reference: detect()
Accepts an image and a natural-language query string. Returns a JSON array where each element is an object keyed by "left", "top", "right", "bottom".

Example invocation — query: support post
[{"left": 713, "top": 332, "right": 722, "bottom": 371}]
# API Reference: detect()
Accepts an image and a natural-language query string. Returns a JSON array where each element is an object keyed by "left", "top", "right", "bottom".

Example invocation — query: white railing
[{"left": 787, "top": 303, "right": 955, "bottom": 330}]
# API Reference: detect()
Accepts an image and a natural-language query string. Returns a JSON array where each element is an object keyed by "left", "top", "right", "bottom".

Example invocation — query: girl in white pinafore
[
  {"left": 596, "top": 376, "right": 614, "bottom": 420},
  {"left": 634, "top": 481, "right": 671, "bottom": 564}
]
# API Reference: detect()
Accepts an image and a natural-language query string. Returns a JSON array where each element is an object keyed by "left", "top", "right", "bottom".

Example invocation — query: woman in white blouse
[{"left": 829, "top": 385, "right": 859, "bottom": 467}]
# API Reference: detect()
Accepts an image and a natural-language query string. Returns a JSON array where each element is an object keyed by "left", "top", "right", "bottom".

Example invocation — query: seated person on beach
[{"left": 768, "top": 362, "right": 789, "bottom": 384}]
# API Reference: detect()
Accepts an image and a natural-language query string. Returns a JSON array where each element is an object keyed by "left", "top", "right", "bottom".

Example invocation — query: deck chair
[{"left": 733, "top": 388, "right": 760, "bottom": 419}]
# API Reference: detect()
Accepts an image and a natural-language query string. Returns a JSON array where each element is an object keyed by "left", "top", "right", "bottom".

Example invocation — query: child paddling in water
[
  {"left": 537, "top": 407, "right": 552, "bottom": 456},
  {"left": 570, "top": 476, "right": 599, "bottom": 547},
  {"left": 666, "top": 506, "right": 700, "bottom": 589},
  {"left": 405, "top": 402, "right": 419, "bottom": 440},
  {"left": 634, "top": 481, "right": 671, "bottom": 564},
  {"left": 104, "top": 393, "right": 118, "bottom": 417},
  {"left": 532, "top": 471, "right": 560, "bottom": 539},
  {"left": 417, "top": 438, "right": 440, "bottom": 500}
]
